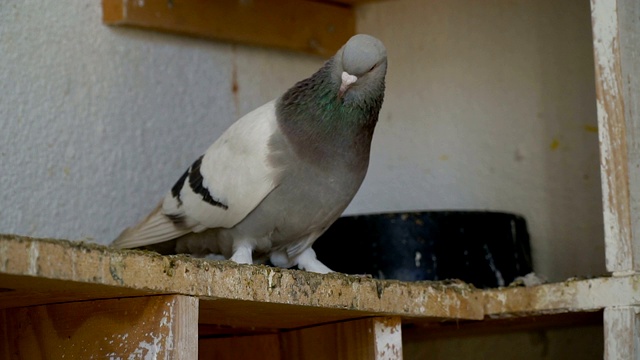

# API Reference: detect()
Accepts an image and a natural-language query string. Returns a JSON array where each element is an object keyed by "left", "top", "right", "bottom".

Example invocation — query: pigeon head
[
  {"left": 277, "top": 34, "right": 387, "bottom": 133},
  {"left": 338, "top": 34, "right": 387, "bottom": 100}
]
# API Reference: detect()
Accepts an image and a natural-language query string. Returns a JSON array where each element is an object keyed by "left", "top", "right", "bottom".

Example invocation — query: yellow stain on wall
[
  {"left": 584, "top": 124, "right": 598, "bottom": 133},
  {"left": 550, "top": 139, "right": 560, "bottom": 151},
  {"left": 439, "top": 154, "right": 449, "bottom": 161}
]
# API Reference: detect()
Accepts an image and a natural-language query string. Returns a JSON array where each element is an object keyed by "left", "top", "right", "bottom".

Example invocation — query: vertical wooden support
[
  {"left": 1, "top": 295, "right": 198, "bottom": 359},
  {"left": 372, "top": 317, "right": 403, "bottom": 359},
  {"left": 280, "top": 317, "right": 402, "bottom": 360},
  {"left": 591, "top": 0, "right": 640, "bottom": 273},
  {"left": 604, "top": 306, "right": 640, "bottom": 359}
]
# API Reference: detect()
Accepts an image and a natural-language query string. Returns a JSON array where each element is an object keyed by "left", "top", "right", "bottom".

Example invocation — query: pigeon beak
[{"left": 339, "top": 71, "right": 358, "bottom": 98}]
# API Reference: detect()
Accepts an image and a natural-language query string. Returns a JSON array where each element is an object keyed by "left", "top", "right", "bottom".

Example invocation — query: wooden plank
[
  {"left": 604, "top": 306, "right": 640, "bottom": 360},
  {"left": 11, "top": 235, "right": 640, "bottom": 335},
  {"left": 483, "top": 276, "right": 640, "bottom": 317},
  {"left": 199, "top": 298, "right": 378, "bottom": 330},
  {"left": 175, "top": 295, "right": 200, "bottom": 358},
  {"left": 0, "top": 273, "right": 156, "bottom": 310},
  {"left": 0, "top": 294, "right": 198, "bottom": 359},
  {"left": 199, "top": 334, "right": 281, "bottom": 360},
  {"left": 591, "top": 0, "right": 640, "bottom": 274},
  {"left": 0, "top": 235, "right": 484, "bottom": 325},
  {"left": 102, "top": 0, "right": 355, "bottom": 57},
  {"left": 279, "top": 317, "right": 402, "bottom": 360}
]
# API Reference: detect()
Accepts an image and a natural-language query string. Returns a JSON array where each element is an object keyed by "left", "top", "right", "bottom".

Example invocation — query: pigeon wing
[{"left": 112, "top": 100, "right": 281, "bottom": 249}]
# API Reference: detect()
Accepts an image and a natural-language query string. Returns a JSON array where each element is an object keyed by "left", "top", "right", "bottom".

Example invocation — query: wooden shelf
[
  {"left": 1, "top": 234, "right": 637, "bottom": 358},
  {"left": 0, "top": 235, "right": 483, "bottom": 326},
  {"left": 102, "top": 0, "right": 360, "bottom": 57}
]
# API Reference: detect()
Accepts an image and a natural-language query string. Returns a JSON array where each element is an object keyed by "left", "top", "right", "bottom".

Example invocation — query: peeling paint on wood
[
  {"left": 604, "top": 306, "right": 640, "bottom": 360},
  {"left": 0, "top": 295, "right": 198, "bottom": 359},
  {"left": 374, "top": 317, "right": 403, "bottom": 359},
  {"left": 483, "top": 276, "right": 640, "bottom": 317},
  {"left": 590, "top": 0, "right": 640, "bottom": 273},
  {"left": 591, "top": 0, "right": 632, "bottom": 272}
]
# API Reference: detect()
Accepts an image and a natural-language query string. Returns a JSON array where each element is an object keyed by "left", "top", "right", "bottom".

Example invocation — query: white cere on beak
[{"left": 339, "top": 71, "right": 358, "bottom": 96}]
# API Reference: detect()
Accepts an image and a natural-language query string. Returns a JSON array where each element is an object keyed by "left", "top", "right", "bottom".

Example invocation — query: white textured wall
[
  {"left": 0, "top": 0, "right": 603, "bottom": 281},
  {"left": 355, "top": 0, "right": 604, "bottom": 281},
  {"left": 0, "top": 1, "right": 321, "bottom": 242}
]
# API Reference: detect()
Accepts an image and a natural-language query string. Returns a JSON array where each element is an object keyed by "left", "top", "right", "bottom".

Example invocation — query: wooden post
[
  {"left": 372, "top": 317, "right": 403, "bottom": 360},
  {"left": 1, "top": 294, "right": 198, "bottom": 359},
  {"left": 590, "top": 0, "right": 640, "bottom": 274},
  {"left": 280, "top": 317, "right": 402, "bottom": 360},
  {"left": 592, "top": 1, "right": 640, "bottom": 358},
  {"left": 604, "top": 306, "right": 640, "bottom": 359}
]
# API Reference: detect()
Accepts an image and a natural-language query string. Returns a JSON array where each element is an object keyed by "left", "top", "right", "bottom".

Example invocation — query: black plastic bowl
[{"left": 313, "top": 211, "right": 533, "bottom": 288}]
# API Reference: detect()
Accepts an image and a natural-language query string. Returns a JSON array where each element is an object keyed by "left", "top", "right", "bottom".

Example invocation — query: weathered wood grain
[
  {"left": 483, "top": 276, "right": 640, "bottom": 317},
  {"left": 591, "top": 0, "right": 640, "bottom": 274},
  {"left": 279, "top": 317, "right": 402, "bottom": 360},
  {"left": 604, "top": 306, "right": 640, "bottom": 360},
  {"left": 0, "top": 295, "right": 198, "bottom": 359},
  {"left": 0, "top": 235, "right": 484, "bottom": 326}
]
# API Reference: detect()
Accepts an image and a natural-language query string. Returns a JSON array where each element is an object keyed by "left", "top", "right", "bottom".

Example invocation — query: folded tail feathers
[{"left": 112, "top": 203, "right": 191, "bottom": 249}]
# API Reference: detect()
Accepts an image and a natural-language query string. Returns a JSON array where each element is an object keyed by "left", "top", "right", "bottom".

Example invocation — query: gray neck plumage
[{"left": 275, "top": 58, "right": 384, "bottom": 168}]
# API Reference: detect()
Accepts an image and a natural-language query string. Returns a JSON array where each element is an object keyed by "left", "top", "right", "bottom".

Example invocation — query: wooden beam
[
  {"left": 482, "top": 275, "right": 640, "bottom": 317},
  {"left": 0, "top": 295, "right": 198, "bottom": 359},
  {"left": 604, "top": 306, "right": 640, "bottom": 359},
  {"left": 10, "top": 235, "right": 640, "bottom": 341},
  {"left": 591, "top": 0, "right": 640, "bottom": 274},
  {"left": 280, "top": 317, "right": 402, "bottom": 359},
  {"left": 102, "top": 0, "right": 355, "bottom": 57},
  {"left": 0, "top": 235, "right": 484, "bottom": 325}
]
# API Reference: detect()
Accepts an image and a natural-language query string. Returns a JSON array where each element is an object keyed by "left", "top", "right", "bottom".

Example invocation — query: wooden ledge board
[
  {"left": 0, "top": 235, "right": 482, "bottom": 329},
  {"left": 482, "top": 275, "right": 640, "bottom": 317},
  {"left": 102, "top": 0, "right": 355, "bottom": 57},
  {"left": 3, "top": 235, "right": 639, "bottom": 330}
]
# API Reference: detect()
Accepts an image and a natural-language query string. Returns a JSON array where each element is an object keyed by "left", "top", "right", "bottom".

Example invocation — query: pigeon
[{"left": 112, "top": 34, "right": 387, "bottom": 273}]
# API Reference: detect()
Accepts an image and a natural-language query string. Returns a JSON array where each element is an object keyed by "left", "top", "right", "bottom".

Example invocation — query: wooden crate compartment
[{"left": 1, "top": 235, "right": 638, "bottom": 358}]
